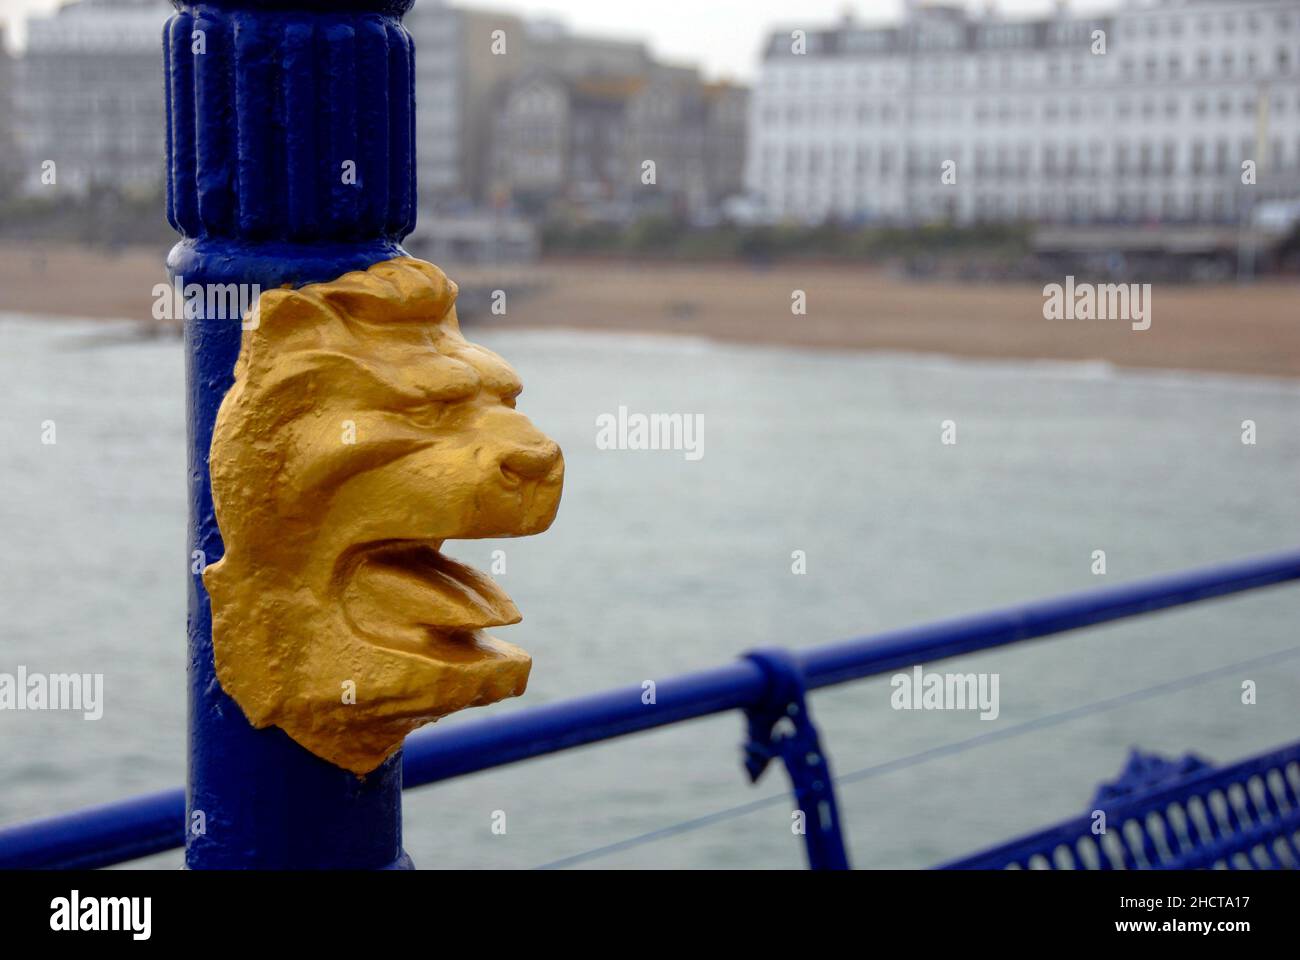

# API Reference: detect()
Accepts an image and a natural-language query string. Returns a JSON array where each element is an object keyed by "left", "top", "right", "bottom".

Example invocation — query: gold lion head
[{"left": 203, "top": 257, "right": 564, "bottom": 774}]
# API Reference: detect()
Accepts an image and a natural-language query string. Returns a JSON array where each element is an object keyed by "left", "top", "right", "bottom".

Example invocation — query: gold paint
[{"left": 203, "top": 257, "right": 563, "bottom": 775}]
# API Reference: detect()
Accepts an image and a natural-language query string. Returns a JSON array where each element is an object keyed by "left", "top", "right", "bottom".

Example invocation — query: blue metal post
[{"left": 165, "top": 0, "right": 418, "bottom": 868}]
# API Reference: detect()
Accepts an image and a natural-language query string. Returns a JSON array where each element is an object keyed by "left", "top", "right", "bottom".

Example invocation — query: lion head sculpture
[{"left": 203, "top": 257, "right": 563, "bottom": 775}]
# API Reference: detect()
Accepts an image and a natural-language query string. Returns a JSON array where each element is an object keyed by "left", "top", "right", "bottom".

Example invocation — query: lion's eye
[{"left": 417, "top": 401, "right": 449, "bottom": 422}]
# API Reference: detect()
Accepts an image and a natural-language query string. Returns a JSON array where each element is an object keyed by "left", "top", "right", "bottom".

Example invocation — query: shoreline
[
  {"left": 15, "top": 314, "right": 1298, "bottom": 398},
  {"left": 2, "top": 242, "right": 1297, "bottom": 380}
]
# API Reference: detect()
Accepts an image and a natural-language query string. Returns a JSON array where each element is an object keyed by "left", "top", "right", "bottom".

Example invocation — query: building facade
[
  {"left": 490, "top": 71, "right": 636, "bottom": 216},
  {"left": 405, "top": 1, "right": 532, "bottom": 210},
  {"left": 0, "top": 25, "right": 16, "bottom": 200},
  {"left": 17, "top": 0, "right": 170, "bottom": 196},
  {"left": 747, "top": 0, "right": 1300, "bottom": 226},
  {"left": 491, "top": 63, "right": 748, "bottom": 221},
  {"left": 404, "top": 5, "right": 655, "bottom": 214}
]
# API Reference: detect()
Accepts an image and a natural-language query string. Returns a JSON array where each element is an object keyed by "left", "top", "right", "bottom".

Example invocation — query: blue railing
[
  {"left": 939, "top": 742, "right": 1300, "bottom": 870},
  {"left": 3, "top": 547, "right": 1300, "bottom": 870}
]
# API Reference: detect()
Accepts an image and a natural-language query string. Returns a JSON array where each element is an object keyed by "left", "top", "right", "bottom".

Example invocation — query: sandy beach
[{"left": 2, "top": 242, "right": 1297, "bottom": 378}]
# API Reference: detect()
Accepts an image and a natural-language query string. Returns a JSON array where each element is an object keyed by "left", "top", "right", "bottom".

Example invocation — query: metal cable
[{"left": 535, "top": 643, "right": 1300, "bottom": 869}]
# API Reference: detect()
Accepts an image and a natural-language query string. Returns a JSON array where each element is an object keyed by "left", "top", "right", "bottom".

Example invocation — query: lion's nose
[{"left": 500, "top": 442, "right": 561, "bottom": 482}]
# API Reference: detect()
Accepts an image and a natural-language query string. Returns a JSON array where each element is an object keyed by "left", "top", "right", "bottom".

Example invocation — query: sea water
[{"left": 1, "top": 315, "right": 1298, "bottom": 869}]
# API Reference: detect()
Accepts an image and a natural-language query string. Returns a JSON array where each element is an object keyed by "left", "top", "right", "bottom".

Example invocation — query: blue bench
[{"left": 942, "top": 742, "right": 1300, "bottom": 870}]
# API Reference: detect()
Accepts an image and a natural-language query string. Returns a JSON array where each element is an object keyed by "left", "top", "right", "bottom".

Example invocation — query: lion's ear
[
  {"left": 376, "top": 258, "right": 457, "bottom": 309},
  {"left": 314, "top": 258, "right": 458, "bottom": 326},
  {"left": 247, "top": 288, "right": 341, "bottom": 346},
  {"left": 391, "top": 259, "right": 461, "bottom": 332}
]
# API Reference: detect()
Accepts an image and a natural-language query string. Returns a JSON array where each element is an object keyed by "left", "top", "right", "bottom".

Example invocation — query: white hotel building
[
  {"left": 16, "top": 0, "right": 172, "bottom": 196},
  {"left": 746, "top": 0, "right": 1300, "bottom": 225}
]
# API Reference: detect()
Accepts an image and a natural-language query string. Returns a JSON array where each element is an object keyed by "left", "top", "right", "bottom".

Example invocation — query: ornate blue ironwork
[
  {"left": 742, "top": 649, "right": 849, "bottom": 870},
  {"left": 942, "top": 742, "right": 1300, "bottom": 870},
  {"left": 1090, "top": 748, "right": 1213, "bottom": 808}
]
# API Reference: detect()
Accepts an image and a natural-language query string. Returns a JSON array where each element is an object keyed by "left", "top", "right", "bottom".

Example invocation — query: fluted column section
[{"left": 164, "top": 3, "right": 415, "bottom": 244}]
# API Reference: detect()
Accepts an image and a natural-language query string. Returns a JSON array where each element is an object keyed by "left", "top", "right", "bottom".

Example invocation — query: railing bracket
[{"left": 741, "top": 648, "right": 850, "bottom": 870}]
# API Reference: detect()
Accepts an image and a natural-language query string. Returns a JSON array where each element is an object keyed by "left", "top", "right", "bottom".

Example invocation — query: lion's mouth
[{"left": 339, "top": 540, "right": 522, "bottom": 661}]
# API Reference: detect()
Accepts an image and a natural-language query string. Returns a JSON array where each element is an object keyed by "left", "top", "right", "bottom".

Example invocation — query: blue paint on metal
[
  {"left": 166, "top": 0, "right": 417, "bottom": 868},
  {"left": 1089, "top": 748, "right": 1213, "bottom": 808},
  {"left": 742, "top": 649, "right": 849, "bottom": 870},
  {"left": 0, "top": 791, "right": 185, "bottom": 871},
  {"left": 796, "top": 545, "right": 1300, "bottom": 690},
  {"left": 3, "top": 548, "right": 1298, "bottom": 869},
  {"left": 941, "top": 742, "right": 1300, "bottom": 870}
]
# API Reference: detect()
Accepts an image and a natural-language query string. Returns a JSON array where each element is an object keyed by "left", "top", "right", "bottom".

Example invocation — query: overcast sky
[{"left": 1, "top": 0, "right": 1116, "bottom": 76}]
